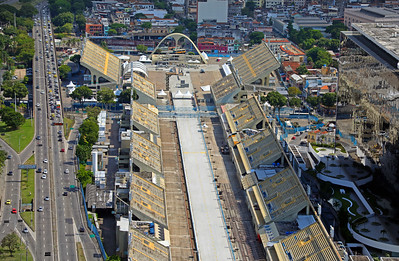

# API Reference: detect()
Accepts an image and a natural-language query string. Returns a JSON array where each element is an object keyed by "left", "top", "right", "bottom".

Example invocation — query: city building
[
  {"left": 344, "top": 7, "right": 399, "bottom": 29},
  {"left": 197, "top": 0, "right": 228, "bottom": 23}
]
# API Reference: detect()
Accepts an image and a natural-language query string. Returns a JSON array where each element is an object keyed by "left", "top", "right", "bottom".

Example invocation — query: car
[
  {"left": 60, "top": 148, "right": 65, "bottom": 152},
  {"left": 62, "top": 192, "right": 68, "bottom": 196},
  {"left": 38, "top": 206, "right": 43, "bottom": 212},
  {"left": 36, "top": 135, "right": 41, "bottom": 140},
  {"left": 7, "top": 171, "right": 13, "bottom": 176},
  {"left": 5, "top": 199, "right": 11, "bottom": 205},
  {"left": 58, "top": 130, "right": 62, "bottom": 135},
  {"left": 41, "top": 174, "right": 46, "bottom": 179},
  {"left": 37, "top": 143, "right": 43, "bottom": 146},
  {"left": 36, "top": 103, "right": 40, "bottom": 107},
  {"left": 65, "top": 169, "right": 69, "bottom": 174},
  {"left": 11, "top": 208, "right": 17, "bottom": 214},
  {"left": 43, "top": 159, "right": 48, "bottom": 163},
  {"left": 291, "top": 136, "right": 296, "bottom": 140},
  {"left": 37, "top": 168, "right": 42, "bottom": 173},
  {"left": 36, "top": 86, "right": 39, "bottom": 89},
  {"left": 200, "top": 69, "right": 205, "bottom": 73},
  {"left": 58, "top": 138, "right": 62, "bottom": 142},
  {"left": 7, "top": 155, "right": 11, "bottom": 159},
  {"left": 41, "top": 90, "right": 45, "bottom": 94},
  {"left": 43, "top": 169, "right": 48, "bottom": 174},
  {"left": 79, "top": 227, "right": 85, "bottom": 232},
  {"left": 44, "top": 196, "right": 50, "bottom": 201},
  {"left": 68, "top": 146, "right": 73, "bottom": 150},
  {"left": 23, "top": 227, "right": 29, "bottom": 233}
]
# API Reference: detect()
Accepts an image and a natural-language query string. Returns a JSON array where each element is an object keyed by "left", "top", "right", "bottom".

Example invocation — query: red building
[{"left": 85, "top": 24, "right": 103, "bottom": 36}]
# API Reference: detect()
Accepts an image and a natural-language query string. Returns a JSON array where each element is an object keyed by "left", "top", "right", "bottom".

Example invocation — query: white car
[
  {"left": 38, "top": 206, "right": 43, "bottom": 212},
  {"left": 41, "top": 174, "right": 47, "bottom": 179},
  {"left": 43, "top": 169, "right": 47, "bottom": 174},
  {"left": 44, "top": 196, "right": 50, "bottom": 201},
  {"left": 65, "top": 169, "right": 69, "bottom": 174},
  {"left": 36, "top": 103, "right": 40, "bottom": 107},
  {"left": 41, "top": 90, "right": 45, "bottom": 94},
  {"left": 43, "top": 159, "right": 48, "bottom": 163}
]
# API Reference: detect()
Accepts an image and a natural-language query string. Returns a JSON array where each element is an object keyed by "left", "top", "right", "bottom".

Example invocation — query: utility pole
[{"left": 14, "top": 13, "right": 16, "bottom": 28}]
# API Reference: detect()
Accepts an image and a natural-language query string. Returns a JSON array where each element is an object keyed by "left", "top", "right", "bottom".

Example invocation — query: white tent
[
  {"left": 201, "top": 51, "right": 209, "bottom": 60},
  {"left": 227, "top": 56, "right": 233, "bottom": 62},
  {"left": 66, "top": 81, "right": 76, "bottom": 94},
  {"left": 174, "top": 90, "right": 183, "bottom": 98},
  {"left": 118, "top": 55, "right": 130, "bottom": 60},
  {"left": 183, "top": 91, "right": 192, "bottom": 98},
  {"left": 158, "top": 90, "right": 167, "bottom": 96}
]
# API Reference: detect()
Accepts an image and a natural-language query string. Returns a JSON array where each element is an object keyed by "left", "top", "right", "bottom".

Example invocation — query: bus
[{"left": 172, "top": 49, "right": 186, "bottom": 54}]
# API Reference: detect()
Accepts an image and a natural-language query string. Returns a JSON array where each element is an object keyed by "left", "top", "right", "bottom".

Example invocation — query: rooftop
[
  {"left": 129, "top": 227, "right": 169, "bottom": 261},
  {"left": 211, "top": 73, "right": 241, "bottom": 103},
  {"left": 231, "top": 42, "right": 280, "bottom": 84},
  {"left": 225, "top": 97, "right": 265, "bottom": 132},
  {"left": 132, "top": 102, "right": 159, "bottom": 135},
  {"left": 81, "top": 40, "right": 120, "bottom": 83},
  {"left": 255, "top": 167, "right": 308, "bottom": 223},
  {"left": 352, "top": 23, "right": 399, "bottom": 63},
  {"left": 131, "top": 132, "right": 162, "bottom": 174},
  {"left": 130, "top": 174, "right": 166, "bottom": 226},
  {"left": 132, "top": 73, "right": 156, "bottom": 100},
  {"left": 273, "top": 220, "right": 342, "bottom": 261}
]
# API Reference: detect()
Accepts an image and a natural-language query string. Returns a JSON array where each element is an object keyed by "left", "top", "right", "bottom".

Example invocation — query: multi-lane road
[{"left": 1, "top": 3, "right": 101, "bottom": 260}]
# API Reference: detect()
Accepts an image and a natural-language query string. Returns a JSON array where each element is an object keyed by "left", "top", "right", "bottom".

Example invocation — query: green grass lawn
[
  {"left": 0, "top": 235, "right": 34, "bottom": 261},
  {"left": 0, "top": 120, "right": 35, "bottom": 153},
  {"left": 63, "top": 116, "right": 75, "bottom": 139},
  {"left": 20, "top": 212, "right": 35, "bottom": 231},
  {"left": 20, "top": 155, "right": 35, "bottom": 230}
]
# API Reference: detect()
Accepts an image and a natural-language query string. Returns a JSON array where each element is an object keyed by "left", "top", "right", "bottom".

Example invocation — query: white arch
[
  {"left": 150, "top": 33, "right": 207, "bottom": 64},
  {"left": 122, "top": 61, "right": 148, "bottom": 77}
]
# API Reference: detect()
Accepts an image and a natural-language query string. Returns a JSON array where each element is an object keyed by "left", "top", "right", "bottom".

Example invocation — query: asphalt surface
[{"left": 0, "top": 4, "right": 101, "bottom": 260}]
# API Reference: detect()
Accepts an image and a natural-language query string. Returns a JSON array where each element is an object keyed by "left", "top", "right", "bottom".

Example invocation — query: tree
[
  {"left": 79, "top": 118, "right": 99, "bottom": 143},
  {"left": 55, "top": 23, "right": 73, "bottom": 33},
  {"left": 70, "top": 86, "right": 92, "bottom": 108},
  {"left": 76, "top": 143, "right": 91, "bottom": 163},
  {"left": 0, "top": 150, "right": 8, "bottom": 169},
  {"left": 133, "top": 13, "right": 147, "bottom": 19},
  {"left": 172, "top": 25, "right": 184, "bottom": 33},
  {"left": 266, "top": 91, "right": 287, "bottom": 116},
  {"left": 50, "top": 0, "right": 71, "bottom": 16},
  {"left": 249, "top": 31, "right": 264, "bottom": 45},
  {"left": 118, "top": 89, "right": 137, "bottom": 103},
  {"left": 326, "top": 21, "right": 347, "bottom": 39},
  {"left": 59, "top": 64, "right": 71, "bottom": 79},
  {"left": 75, "top": 14, "right": 86, "bottom": 31},
  {"left": 321, "top": 92, "right": 336, "bottom": 107},
  {"left": 289, "top": 97, "right": 301, "bottom": 112},
  {"left": 141, "top": 22, "right": 152, "bottom": 30},
  {"left": 86, "top": 106, "right": 102, "bottom": 118},
  {"left": 70, "top": 54, "right": 81, "bottom": 64},
  {"left": 136, "top": 44, "right": 147, "bottom": 53},
  {"left": 189, "top": 32, "right": 197, "bottom": 42},
  {"left": 2, "top": 111, "right": 25, "bottom": 129},
  {"left": 306, "top": 96, "right": 320, "bottom": 108},
  {"left": 2, "top": 81, "right": 28, "bottom": 102},
  {"left": 76, "top": 168, "right": 93, "bottom": 188},
  {"left": 296, "top": 65, "right": 309, "bottom": 75},
  {"left": 18, "top": 3, "right": 38, "bottom": 18},
  {"left": 97, "top": 87, "right": 116, "bottom": 109},
  {"left": 106, "top": 255, "right": 121, "bottom": 261},
  {"left": 306, "top": 47, "right": 332, "bottom": 68},
  {"left": 287, "top": 86, "right": 301, "bottom": 97},
  {"left": 109, "top": 23, "right": 127, "bottom": 34},
  {"left": 52, "top": 12, "right": 74, "bottom": 26},
  {"left": 108, "top": 29, "right": 117, "bottom": 35},
  {"left": 1, "top": 232, "right": 20, "bottom": 256}
]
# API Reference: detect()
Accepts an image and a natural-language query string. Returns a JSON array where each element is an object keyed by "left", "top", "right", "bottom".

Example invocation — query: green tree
[
  {"left": 306, "top": 96, "right": 320, "bottom": 108},
  {"left": 50, "top": 0, "right": 71, "bottom": 16},
  {"left": 249, "top": 31, "right": 264, "bottom": 45},
  {"left": 109, "top": 23, "right": 127, "bottom": 34},
  {"left": 296, "top": 65, "right": 309, "bottom": 75},
  {"left": 76, "top": 143, "right": 92, "bottom": 162},
  {"left": 72, "top": 0, "right": 86, "bottom": 14},
  {"left": 2, "top": 110, "right": 25, "bottom": 129},
  {"left": 70, "top": 86, "right": 92, "bottom": 108},
  {"left": 76, "top": 168, "right": 93, "bottom": 188},
  {"left": 136, "top": 44, "right": 147, "bottom": 53},
  {"left": 106, "top": 255, "right": 121, "bottom": 261},
  {"left": 97, "top": 87, "right": 116, "bottom": 109},
  {"left": 326, "top": 21, "right": 347, "bottom": 39},
  {"left": 53, "top": 12, "right": 74, "bottom": 26},
  {"left": 189, "top": 32, "right": 197, "bottom": 42},
  {"left": 79, "top": 118, "right": 99, "bottom": 139},
  {"left": 75, "top": 14, "right": 86, "bottom": 31},
  {"left": 18, "top": 3, "right": 38, "bottom": 18},
  {"left": 287, "top": 86, "right": 301, "bottom": 97},
  {"left": 301, "top": 38, "right": 315, "bottom": 50},
  {"left": 141, "top": 22, "right": 152, "bottom": 29},
  {"left": 289, "top": 97, "right": 301, "bottom": 112},
  {"left": 1, "top": 232, "right": 20, "bottom": 256},
  {"left": 306, "top": 47, "right": 332, "bottom": 68},
  {"left": 172, "top": 25, "right": 184, "bottom": 33},
  {"left": 86, "top": 106, "right": 102, "bottom": 118},
  {"left": 59, "top": 64, "right": 71, "bottom": 79},
  {"left": 133, "top": 13, "right": 147, "bottom": 19},
  {"left": 321, "top": 92, "right": 336, "bottom": 107},
  {"left": 108, "top": 28, "right": 117, "bottom": 35},
  {"left": 266, "top": 91, "right": 287, "bottom": 116},
  {"left": 70, "top": 54, "right": 81, "bottom": 64},
  {"left": 56, "top": 23, "right": 73, "bottom": 33},
  {"left": 118, "top": 89, "right": 137, "bottom": 103},
  {"left": 2, "top": 81, "right": 28, "bottom": 102}
]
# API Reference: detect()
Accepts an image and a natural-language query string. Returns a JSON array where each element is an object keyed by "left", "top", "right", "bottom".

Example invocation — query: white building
[{"left": 197, "top": 0, "right": 228, "bottom": 23}]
